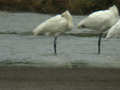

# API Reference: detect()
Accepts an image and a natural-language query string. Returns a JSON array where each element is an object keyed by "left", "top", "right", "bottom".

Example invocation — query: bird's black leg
[
  {"left": 54, "top": 36, "right": 58, "bottom": 55},
  {"left": 98, "top": 33, "right": 103, "bottom": 54}
]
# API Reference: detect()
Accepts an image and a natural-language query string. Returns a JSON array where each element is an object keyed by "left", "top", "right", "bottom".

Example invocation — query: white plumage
[
  {"left": 78, "top": 5, "right": 119, "bottom": 33},
  {"left": 77, "top": 5, "right": 119, "bottom": 54},
  {"left": 33, "top": 10, "right": 73, "bottom": 36},
  {"left": 33, "top": 10, "right": 73, "bottom": 54},
  {"left": 106, "top": 19, "right": 120, "bottom": 39}
]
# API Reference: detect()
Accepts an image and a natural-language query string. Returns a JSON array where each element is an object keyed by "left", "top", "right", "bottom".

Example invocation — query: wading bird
[
  {"left": 106, "top": 19, "right": 120, "bottom": 39},
  {"left": 77, "top": 5, "right": 119, "bottom": 54},
  {"left": 33, "top": 10, "right": 73, "bottom": 55}
]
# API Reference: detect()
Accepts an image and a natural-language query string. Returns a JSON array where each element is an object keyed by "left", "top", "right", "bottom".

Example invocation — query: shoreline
[{"left": 0, "top": 67, "right": 120, "bottom": 89}]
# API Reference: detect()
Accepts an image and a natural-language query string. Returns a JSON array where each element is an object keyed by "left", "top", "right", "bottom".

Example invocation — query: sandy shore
[{"left": 0, "top": 67, "right": 120, "bottom": 90}]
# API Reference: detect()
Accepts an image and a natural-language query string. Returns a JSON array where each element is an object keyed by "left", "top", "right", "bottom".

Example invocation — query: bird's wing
[
  {"left": 33, "top": 15, "right": 70, "bottom": 36},
  {"left": 79, "top": 10, "right": 114, "bottom": 31},
  {"left": 40, "top": 15, "right": 67, "bottom": 32}
]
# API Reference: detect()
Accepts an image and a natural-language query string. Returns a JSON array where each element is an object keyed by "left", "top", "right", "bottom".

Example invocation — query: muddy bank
[{"left": 0, "top": 67, "right": 120, "bottom": 90}]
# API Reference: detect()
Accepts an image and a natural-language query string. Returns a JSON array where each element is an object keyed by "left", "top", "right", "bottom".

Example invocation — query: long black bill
[
  {"left": 98, "top": 33, "right": 103, "bottom": 54},
  {"left": 54, "top": 36, "right": 58, "bottom": 55}
]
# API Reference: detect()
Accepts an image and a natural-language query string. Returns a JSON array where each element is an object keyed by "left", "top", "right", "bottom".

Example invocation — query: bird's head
[
  {"left": 77, "top": 19, "right": 86, "bottom": 29},
  {"left": 32, "top": 29, "right": 38, "bottom": 36},
  {"left": 77, "top": 16, "right": 93, "bottom": 29},
  {"left": 61, "top": 10, "right": 72, "bottom": 21},
  {"left": 109, "top": 5, "right": 119, "bottom": 17}
]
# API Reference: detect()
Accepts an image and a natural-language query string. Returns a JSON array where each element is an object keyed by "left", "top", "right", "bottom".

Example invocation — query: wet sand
[{"left": 0, "top": 67, "right": 120, "bottom": 90}]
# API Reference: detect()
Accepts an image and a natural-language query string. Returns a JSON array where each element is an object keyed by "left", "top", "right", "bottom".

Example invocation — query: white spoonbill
[
  {"left": 78, "top": 5, "right": 119, "bottom": 54},
  {"left": 106, "top": 19, "right": 120, "bottom": 39},
  {"left": 33, "top": 10, "right": 73, "bottom": 55}
]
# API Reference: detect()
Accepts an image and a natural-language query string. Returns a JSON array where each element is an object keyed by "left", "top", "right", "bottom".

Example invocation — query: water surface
[{"left": 0, "top": 12, "right": 120, "bottom": 68}]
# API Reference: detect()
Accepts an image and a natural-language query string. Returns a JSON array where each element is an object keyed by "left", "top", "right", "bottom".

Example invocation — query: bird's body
[
  {"left": 78, "top": 5, "right": 119, "bottom": 33},
  {"left": 33, "top": 12, "right": 73, "bottom": 36},
  {"left": 78, "top": 5, "right": 119, "bottom": 54},
  {"left": 33, "top": 10, "right": 73, "bottom": 54},
  {"left": 106, "top": 19, "right": 120, "bottom": 39}
]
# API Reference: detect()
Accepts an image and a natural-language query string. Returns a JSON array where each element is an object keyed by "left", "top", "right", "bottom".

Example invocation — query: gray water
[{"left": 0, "top": 12, "right": 120, "bottom": 68}]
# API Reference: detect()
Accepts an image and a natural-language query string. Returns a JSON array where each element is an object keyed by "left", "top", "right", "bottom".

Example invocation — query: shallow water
[
  {"left": 0, "top": 12, "right": 92, "bottom": 35},
  {"left": 0, "top": 34, "right": 120, "bottom": 68},
  {"left": 0, "top": 12, "right": 120, "bottom": 68}
]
